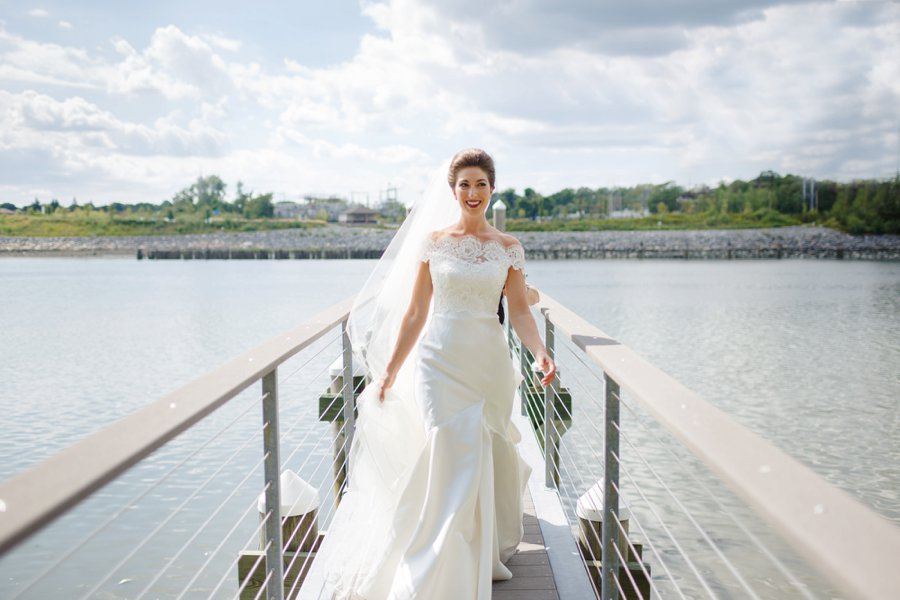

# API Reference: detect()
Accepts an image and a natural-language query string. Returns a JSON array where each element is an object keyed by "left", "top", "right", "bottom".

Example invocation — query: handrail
[
  {"left": 535, "top": 291, "right": 900, "bottom": 600},
  {"left": 0, "top": 296, "right": 355, "bottom": 557}
]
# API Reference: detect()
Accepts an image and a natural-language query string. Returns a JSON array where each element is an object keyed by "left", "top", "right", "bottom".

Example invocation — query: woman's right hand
[
  {"left": 377, "top": 371, "right": 397, "bottom": 402},
  {"left": 531, "top": 350, "right": 557, "bottom": 388}
]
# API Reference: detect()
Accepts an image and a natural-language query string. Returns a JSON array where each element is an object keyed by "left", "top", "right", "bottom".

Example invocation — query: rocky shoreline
[{"left": 1, "top": 225, "right": 898, "bottom": 260}]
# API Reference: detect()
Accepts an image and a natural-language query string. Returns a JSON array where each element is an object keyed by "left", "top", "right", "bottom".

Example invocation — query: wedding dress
[{"left": 298, "top": 234, "right": 532, "bottom": 600}]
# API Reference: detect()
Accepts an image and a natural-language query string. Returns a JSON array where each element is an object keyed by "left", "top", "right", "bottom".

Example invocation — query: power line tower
[
  {"left": 802, "top": 177, "right": 817, "bottom": 212},
  {"left": 379, "top": 186, "right": 398, "bottom": 205},
  {"left": 350, "top": 191, "right": 371, "bottom": 207}
]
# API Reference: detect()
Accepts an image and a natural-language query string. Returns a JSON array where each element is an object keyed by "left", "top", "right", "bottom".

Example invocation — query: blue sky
[{"left": 1, "top": 0, "right": 898, "bottom": 206}]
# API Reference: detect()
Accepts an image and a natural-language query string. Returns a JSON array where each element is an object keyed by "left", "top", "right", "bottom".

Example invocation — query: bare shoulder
[{"left": 429, "top": 228, "right": 451, "bottom": 241}]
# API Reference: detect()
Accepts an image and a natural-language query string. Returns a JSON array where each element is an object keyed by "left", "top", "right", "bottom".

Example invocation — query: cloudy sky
[{"left": 1, "top": 0, "right": 898, "bottom": 206}]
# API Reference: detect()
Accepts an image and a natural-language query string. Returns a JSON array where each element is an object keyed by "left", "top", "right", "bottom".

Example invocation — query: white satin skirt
[{"left": 298, "top": 312, "right": 532, "bottom": 600}]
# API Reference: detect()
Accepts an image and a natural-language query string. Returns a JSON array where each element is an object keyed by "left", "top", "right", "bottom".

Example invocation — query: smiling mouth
[{"left": 465, "top": 200, "right": 481, "bottom": 208}]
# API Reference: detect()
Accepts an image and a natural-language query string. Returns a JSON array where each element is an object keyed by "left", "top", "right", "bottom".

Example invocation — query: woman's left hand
[{"left": 533, "top": 351, "right": 556, "bottom": 387}]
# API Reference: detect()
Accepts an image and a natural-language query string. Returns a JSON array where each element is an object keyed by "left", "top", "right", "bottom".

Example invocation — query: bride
[{"left": 298, "top": 149, "right": 556, "bottom": 600}]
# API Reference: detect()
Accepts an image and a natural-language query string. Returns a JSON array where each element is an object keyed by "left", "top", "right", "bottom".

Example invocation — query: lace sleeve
[
  {"left": 506, "top": 243, "right": 526, "bottom": 271},
  {"left": 420, "top": 237, "right": 437, "bottom": 263}
]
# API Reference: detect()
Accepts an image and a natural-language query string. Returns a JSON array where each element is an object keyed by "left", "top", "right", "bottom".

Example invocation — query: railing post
[
  {"left": 512, "top": 300, "right": 531, "bottom": 417},
  {"left": 602, "top": 373, "right": 621, "bottom": 600},
  {"left": 341, "top": 319, "right": 356, "bottom": 479},
  {"left": 262, "top": 368, "right": 284, "bottom": 600},
  {"left": 543, "top": 316, "right": 558, "bottom": 488}
]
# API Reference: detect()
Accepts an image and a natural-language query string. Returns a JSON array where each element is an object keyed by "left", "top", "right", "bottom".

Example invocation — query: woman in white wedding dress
[{"left": 298, "top": 149, "right": 555, "bottom": 600}]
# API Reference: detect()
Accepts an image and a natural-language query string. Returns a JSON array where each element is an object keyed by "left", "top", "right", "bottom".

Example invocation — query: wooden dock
[{"left": 493, "top": 488, "right": 560, "bottom": 599}]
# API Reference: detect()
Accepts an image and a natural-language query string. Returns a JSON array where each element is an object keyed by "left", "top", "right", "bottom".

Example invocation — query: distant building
[
  {"left": 274, "top": 201, "right": 302, "bottom": 219},
  {"left": 0, "top": 207, "right": 15, "bottom": 215},
  {"left": 340, "top": 204, "right": 379, "bottom": 225},
  {"left": 300, "top": 196, "right": 348, "bottom": 222},
  {"left": 377, "top": 199, "right": 407, "bottom": 221},
  {"left": 608, "top": 208, "right": 650, "bottom": 219}
]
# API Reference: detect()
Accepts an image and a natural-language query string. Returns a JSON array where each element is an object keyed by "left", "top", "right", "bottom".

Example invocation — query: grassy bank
[
  {"left": 506, "top": 209, "right": 802, "bottom": 231},
  {"left": 1, "top": 208, "right": 807, "bottom": 237},
  {"left": 0, "top": 214, "right": 326, "bottom": 237}
]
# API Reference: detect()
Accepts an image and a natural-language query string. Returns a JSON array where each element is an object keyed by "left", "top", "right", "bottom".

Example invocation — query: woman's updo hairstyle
[{"left": 448, "top": 148, "right": 496, "bottom": 189}]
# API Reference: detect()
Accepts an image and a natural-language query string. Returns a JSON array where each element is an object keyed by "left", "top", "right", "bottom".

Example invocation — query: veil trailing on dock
[{"left": 298, "top": 162, "right": 460, "bottom": 599}]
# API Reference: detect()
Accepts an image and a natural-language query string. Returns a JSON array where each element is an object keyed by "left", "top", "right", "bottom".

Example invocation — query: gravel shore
[{"left": 1, "top": 225, "right": 898, "bottom": 260}]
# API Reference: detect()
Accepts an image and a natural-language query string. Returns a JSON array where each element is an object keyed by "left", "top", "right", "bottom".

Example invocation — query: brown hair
[{"left": 447, "top": 148, "right": 495, "bottom": 189}]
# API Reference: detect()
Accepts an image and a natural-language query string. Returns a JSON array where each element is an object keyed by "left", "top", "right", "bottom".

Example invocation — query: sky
[{"left": 0, "top": 0, "right": 898, "bottom": 207}]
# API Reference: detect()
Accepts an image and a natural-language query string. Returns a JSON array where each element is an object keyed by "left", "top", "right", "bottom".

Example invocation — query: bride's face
[{"left": 453, "top": 166, "right": 493, "bottom": 215}]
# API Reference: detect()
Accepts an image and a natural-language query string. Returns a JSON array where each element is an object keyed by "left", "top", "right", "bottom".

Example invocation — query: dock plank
[{"left": 493, "top": 487, "right": 562, "bottom": 599}]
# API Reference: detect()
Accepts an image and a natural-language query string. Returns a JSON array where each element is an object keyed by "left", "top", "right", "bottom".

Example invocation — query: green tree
[
  {"left": 817, "top": 181, "right": 838, "bottom": 214},
  {"left": 575, "top": 187, "right": 596, "bottom": 218},
  {"left": 235, "top": 181, "right": 250, "bottom": 213},
  {"left": 195, "top": 175, "right": 227, "bottom": 209},
  {"left": 497, "top": 188, "right": 519, "bottom": 214},
  {"left": 774, "top": 175, "right": 803, "bottom": 214},
  {"left": 522, "top": 188, "right": 543, "bottom": 219},
  {"left": 648, "top": 182, "right": 683, "bottom": 213},
  {"left": 244, "top": 193, "right": 274, "bottom": 218},
  {"left": 171, "top": 175, "right": 229, "bottom": 214},
  {"left": 546, "top": 188, "right": 574, "bottom": 218}
]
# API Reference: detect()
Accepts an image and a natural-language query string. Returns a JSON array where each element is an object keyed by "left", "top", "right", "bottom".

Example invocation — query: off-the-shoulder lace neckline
[{"left": 430, "top": 233, "right": 522, "bottom": 252}]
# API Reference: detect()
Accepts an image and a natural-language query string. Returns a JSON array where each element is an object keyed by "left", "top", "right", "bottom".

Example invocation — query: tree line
[
  {"left": 2, "top": 175, "right": 277, "bottom": 221},
  {"left": 493, "top": 172, "right": 899, "bottom": 234},
  {"left": 4, "top": 172, "right": 898, "bottom": 234}
]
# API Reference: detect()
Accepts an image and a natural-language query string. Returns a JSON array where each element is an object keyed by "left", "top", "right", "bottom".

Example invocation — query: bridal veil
[{"left": 297, "top": 162, "right": 461, "bottom": 599}]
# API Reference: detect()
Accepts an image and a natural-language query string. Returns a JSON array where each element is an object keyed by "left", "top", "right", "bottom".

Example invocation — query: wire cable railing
[
  {"left": 507, "top": 290, "right": 900, "bottom": 600},
  {"left": 3, "top": 289, "right": 900, "bottom": 599},
  {"left": 515, "top": 308, "right": 827, "bottom": 598},
  {"left": 554, "top": 332, "right": 820, "bottom": 599},
  {"left": 0, "top": 297, "right": 356, "bottom": 600}
]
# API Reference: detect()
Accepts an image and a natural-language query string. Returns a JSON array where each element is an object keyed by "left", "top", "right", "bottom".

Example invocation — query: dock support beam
[
  {"left": 262, "top": 368, "right": 284, "bottom": 600},
  {"left": 602, "top": 374, "right": 621, "bottom": 600}
]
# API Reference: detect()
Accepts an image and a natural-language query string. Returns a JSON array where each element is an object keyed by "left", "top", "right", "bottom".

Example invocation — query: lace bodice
[{"left": 421, "top": 235, "right": 526, "bottom": 316}]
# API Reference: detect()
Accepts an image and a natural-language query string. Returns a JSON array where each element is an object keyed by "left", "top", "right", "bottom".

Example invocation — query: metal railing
[
  {"left": 3, "top": 289, "right": 900, "bottom": 599},
  {"left": 508, "top": 290, "right": 900, "bottom": 600},
  {"left": 0, "top": 296, "right": 359, "bottom": 599}
]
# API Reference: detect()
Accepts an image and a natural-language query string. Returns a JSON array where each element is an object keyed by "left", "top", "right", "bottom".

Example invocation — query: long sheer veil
[
  {"left": 298, "top": 161, "right": 460, "bottom": 599},
  {"left": 347, "top": 159, "right": 459, "bottom": 380}
]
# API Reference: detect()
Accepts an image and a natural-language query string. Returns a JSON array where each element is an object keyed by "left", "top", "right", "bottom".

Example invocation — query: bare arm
[
  {"left": 378, "top": 260, "right": 433, "bottom": 401},
  {"left": 505, "top": 266, "right": 556, "bottom": 387}
]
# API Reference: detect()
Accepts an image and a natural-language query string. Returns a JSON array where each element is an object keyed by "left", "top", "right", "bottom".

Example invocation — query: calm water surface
[{"left": 0, "top": 256, "right": 898, "bottom": 598}]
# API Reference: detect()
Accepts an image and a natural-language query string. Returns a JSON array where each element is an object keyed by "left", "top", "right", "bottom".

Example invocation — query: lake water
[{"left": 0, "top": 256, "right": 898, "bottom": 598}]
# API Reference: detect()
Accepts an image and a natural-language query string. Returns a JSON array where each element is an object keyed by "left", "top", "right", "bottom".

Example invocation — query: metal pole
[
  {"left": 261, "top": 368, "right": 284, "bottom": 600},
  {"left": 341, "top": 319, "right": 355, "bottom": 480},
  {"left": 543, "top": 316, "right": 557, "bottom": 488},
  {"left": 517, "top": 304, "right": 530, "bottom": 417},
  {"left": 602, "top": 373, "right": 621, "bottom": 600}
]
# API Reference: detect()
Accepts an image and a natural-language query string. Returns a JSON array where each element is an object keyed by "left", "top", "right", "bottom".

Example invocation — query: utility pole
[
  {"left": 350, "top": 191, "right": 370, "bottom": 207},
  {"left": 802, "top": 177, "right": 817, "bottom": 213}
]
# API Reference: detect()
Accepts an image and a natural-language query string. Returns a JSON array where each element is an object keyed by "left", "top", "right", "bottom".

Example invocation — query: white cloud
[
  {"left": 0, "top": 25, "right": 104, "bottom": 88},
  {"left": 338, "top": 0, "right": 900, "bottom": 187},
  {"left": 107, "top": 26, "right": 234, "bottom": 99},
  {"left": 58, "top": 20, "right": 73, "bottom": 30},
  {"left": 0, "top": 1, "right": 897, "bottom": 206},
  {"left": 19, "top": 91, "right": 225, "bottom": 155},
  {"left": 201, "top": 33, "right": 241, "bottom": 52},
  {"left": 28, "top": 8, "right": 50, "bottom": 18}
]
